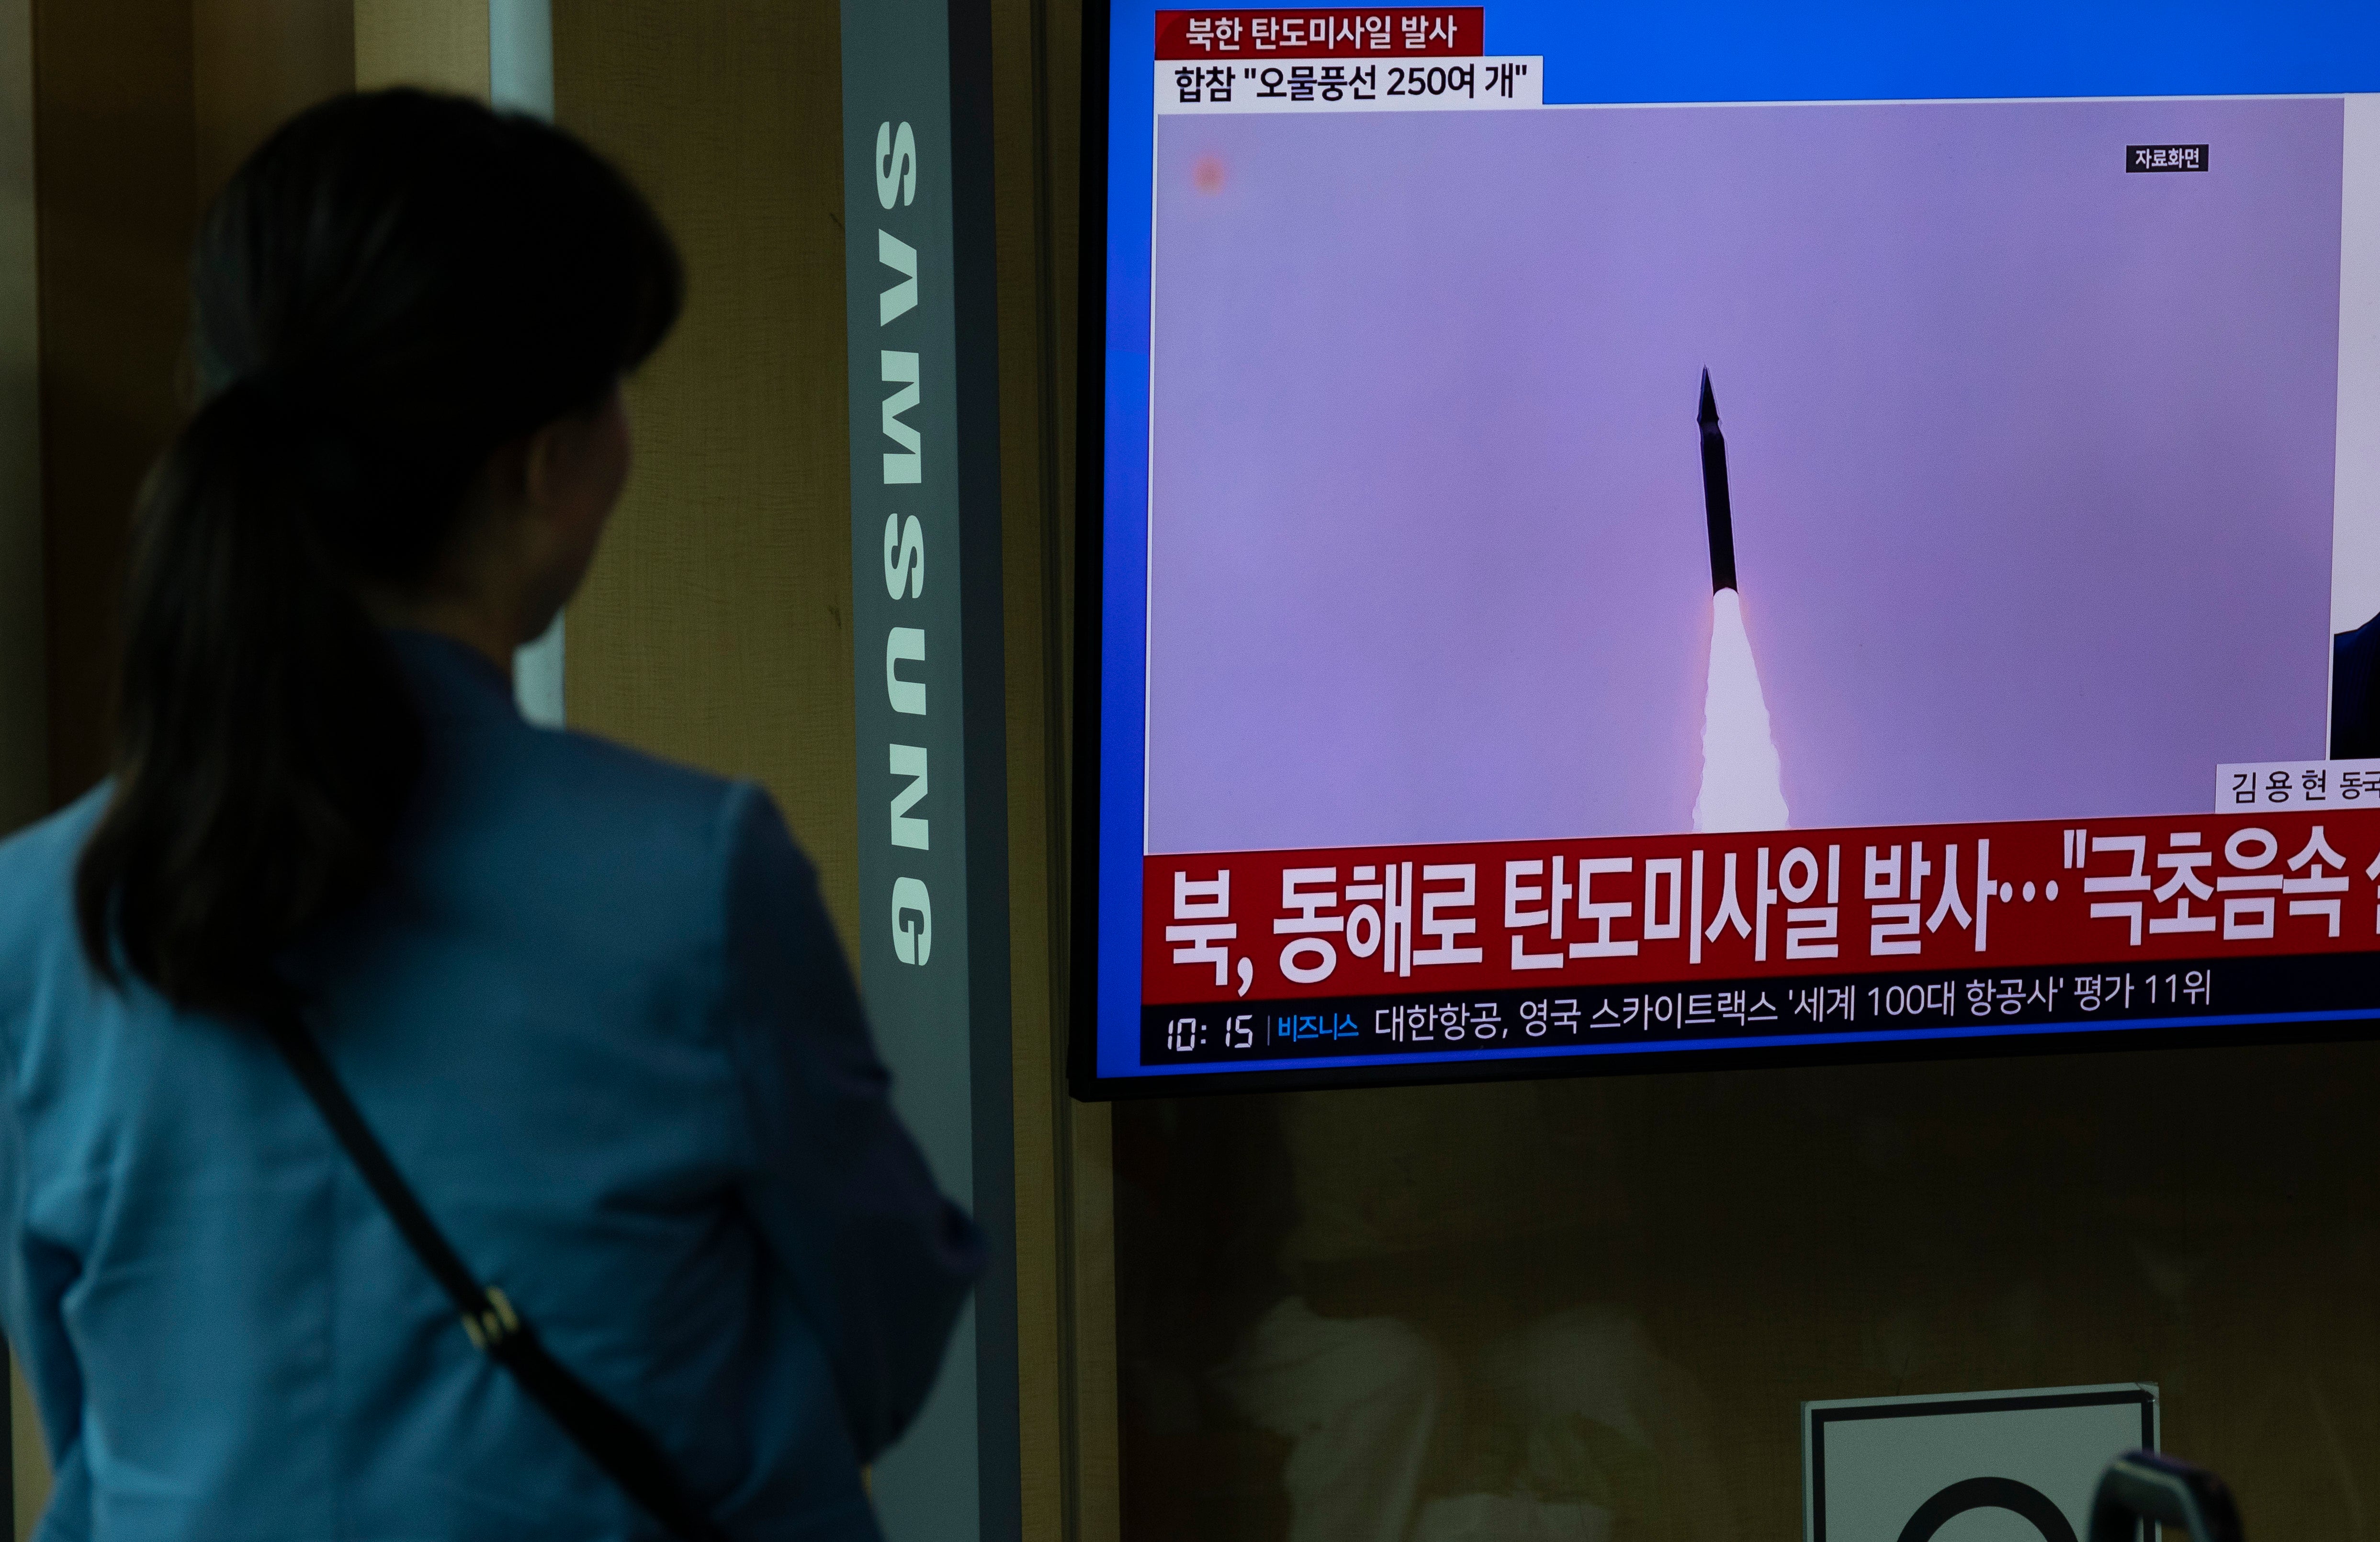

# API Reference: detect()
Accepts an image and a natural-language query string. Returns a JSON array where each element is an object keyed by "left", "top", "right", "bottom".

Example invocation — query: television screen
[{"left": 1073, "top": 0, "right": 2380, "bottom": 1093}]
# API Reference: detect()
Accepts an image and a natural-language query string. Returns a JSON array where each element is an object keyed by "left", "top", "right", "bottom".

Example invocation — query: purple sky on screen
[{"left": 1142, "top": 96, "right": 2345, "bottom": 854}]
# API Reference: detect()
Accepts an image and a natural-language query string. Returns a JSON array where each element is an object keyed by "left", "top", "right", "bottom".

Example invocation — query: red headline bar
[
  {"left": 1144, "top": 811, "right": 2380, "bottom": 1004},
  {"left": 1154, "top": 9, "right": 1484, "bottom": 58}
]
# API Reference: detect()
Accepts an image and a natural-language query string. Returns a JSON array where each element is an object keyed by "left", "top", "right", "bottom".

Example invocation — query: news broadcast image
[{"left": 1083, "top": 3, "right": 2380, "bottom": 1088}]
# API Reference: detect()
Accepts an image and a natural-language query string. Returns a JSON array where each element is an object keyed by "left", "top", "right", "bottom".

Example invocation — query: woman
[{"left": 0, "top": 90, "right": 978, "bottom": 1538}]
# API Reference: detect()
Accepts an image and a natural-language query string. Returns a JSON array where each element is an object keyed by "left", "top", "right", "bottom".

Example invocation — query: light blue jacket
[{"left": 0, "top": 631, "right": 981, "bottom": 1539}]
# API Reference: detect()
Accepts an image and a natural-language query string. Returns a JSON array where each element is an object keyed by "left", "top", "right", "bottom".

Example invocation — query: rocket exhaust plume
[{"left": 1691, "top": 371, "right": 1789, "bottom": 833}]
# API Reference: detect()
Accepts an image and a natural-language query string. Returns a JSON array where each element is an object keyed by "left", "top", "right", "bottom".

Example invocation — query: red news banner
[
  {"left": 1144, "top": 812, "right": 2380, "bottom": 1025},
  {"left": 1155, "top": 8, "right": 1484, "bottom": 57}
]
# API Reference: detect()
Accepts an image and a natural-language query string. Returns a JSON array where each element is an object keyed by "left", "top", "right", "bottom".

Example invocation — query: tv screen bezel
[{"left": 1063, "top": 2, "right": 2380, "bottom": 1101}]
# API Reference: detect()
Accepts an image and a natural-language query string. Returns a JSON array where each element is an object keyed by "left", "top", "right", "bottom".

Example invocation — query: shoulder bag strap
[{"left": 259, "top": 999, "right": 733, "bottom": 1542}]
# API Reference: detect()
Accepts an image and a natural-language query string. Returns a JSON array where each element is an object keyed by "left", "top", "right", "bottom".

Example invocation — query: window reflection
[{"left": 1114, "top": 1045, "right": 2380, "bottom": 1541}]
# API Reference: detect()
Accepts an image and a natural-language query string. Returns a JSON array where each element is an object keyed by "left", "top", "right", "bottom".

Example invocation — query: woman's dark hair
[{"left": 74, "top": 89, "right": 682, "bottom": 1014}]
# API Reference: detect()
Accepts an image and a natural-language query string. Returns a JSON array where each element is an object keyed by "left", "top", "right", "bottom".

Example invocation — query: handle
[{"left": 2087, "top": 1451, "right": 2244, "bottom": 1542}]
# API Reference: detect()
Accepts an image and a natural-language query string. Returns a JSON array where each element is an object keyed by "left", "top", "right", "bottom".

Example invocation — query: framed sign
[{"left": 1806, "top": 1384, "right": 2159, "bottom": 1542}]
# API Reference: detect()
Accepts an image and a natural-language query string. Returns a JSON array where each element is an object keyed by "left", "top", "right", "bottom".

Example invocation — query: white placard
[
  {"left": 1805, "top": 1384, "right": 2156, "bottom": 1542},
  {"left": 1155, "top": 57, "right": 1543, "bottom": 114},
  {"left": 2215, "top": 758, "right": 2380, "bottom": 811}
]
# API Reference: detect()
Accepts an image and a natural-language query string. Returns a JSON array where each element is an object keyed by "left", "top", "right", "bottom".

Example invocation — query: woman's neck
[{"left": 363, "top": 590, "right": 522, "bottom": 680}]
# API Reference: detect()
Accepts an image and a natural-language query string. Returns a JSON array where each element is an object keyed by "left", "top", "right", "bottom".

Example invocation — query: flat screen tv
[{"left": 1071, "top": 0, "right": 2380, "bottom": 1095}]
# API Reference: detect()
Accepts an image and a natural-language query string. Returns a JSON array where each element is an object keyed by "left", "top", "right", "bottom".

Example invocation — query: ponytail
[
  {"left": 74, "top": 91, "right": 681, "bottom": 1014},
  {"left": 75, "top": 381, "right": 421, "bottom": 1011}
]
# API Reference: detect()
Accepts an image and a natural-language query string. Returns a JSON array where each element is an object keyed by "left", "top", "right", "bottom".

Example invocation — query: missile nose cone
[{"left": 1698, "top": 369, "right": 1719, "bottom": 429}]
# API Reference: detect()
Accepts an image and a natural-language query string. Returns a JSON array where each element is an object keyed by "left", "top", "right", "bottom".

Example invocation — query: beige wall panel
[
  {"left": 2, "top": 1051, "right": 29, "bottom": 1524},
  {"left": 0, "top": 0, "right": 41, "bottom": 841},
  {"left": 33, "top": 0, "right": 196, "bottom": 809},
  {"left": 354, "top": 0, "right": 489, "bottom": 96},
  {"left": 33, "top": 0, "right": 353, "bottom": 818},
  {"left": 3, "top": 0, "right": 45, "bottom": 1519},
  {"left": 551, "top": 1, "right": 858, "bottom": 950},
  {"left": 1041, "top": 6, "right": 1115, "bottom": 1534},
  {"left": 1066, "top": 1100, "right": 1118, "bottom": 1542},
  {"left": 988, "top": 0, "right": 1060, "bottom": 1528},
  {"left": 987, "top": 0, "right": 1107, "bottom": 1533},
  {"left": 9, "top": 1352, "right": 40, "bottom": 1541},
  {"left": 193, "top": 0, "right": 353, "bottom": 204}
]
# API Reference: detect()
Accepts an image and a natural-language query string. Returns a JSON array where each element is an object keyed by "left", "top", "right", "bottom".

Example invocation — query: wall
[
  {"left": 0, "top": 0, "right": 42, "bottom": 841},
  {"left": 194, "top": 0, "right": 353, "bottom": 200},
  {"left": 547, "top": 1, "right": 861, "bottom": 947},
  {"left": 982, "top": 0, "right": 1118, "bottom": 1536},
  {"left": 32, "top": 0, "right": 194, "bottom": 810},
  {"left": 31, "top": 0, "right": 351, "bottom": 815},
  {"left": 352, "top": 0, "right": 484, "bottom": 95}
]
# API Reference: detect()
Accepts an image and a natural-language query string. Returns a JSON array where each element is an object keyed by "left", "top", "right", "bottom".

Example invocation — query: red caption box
[
  {"left": 1144, "top": 811, "right": 2380, "bottom": 1005},
  {"left": 1155, "top": 9, "right": 1485, "bottom": 57}
]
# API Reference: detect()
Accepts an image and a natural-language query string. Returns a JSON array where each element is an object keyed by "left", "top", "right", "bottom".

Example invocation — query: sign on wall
[
  {"left": 838, "top": 0, "right": 1016, "bottom": 1538},
  {"left": 1806, "top": 1384, "right": 2159, "bottom": 1542}
]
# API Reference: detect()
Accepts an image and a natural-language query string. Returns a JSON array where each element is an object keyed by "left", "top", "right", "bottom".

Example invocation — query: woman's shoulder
[
  {"left": 0, "top": 781, "right": 106, "bottom": 858},
  {"left": 394, "top": 629, "right": 762, "bottom": 860},
  {"left": 417, "top": 717, "right": 814, "bottom": 943},
  {"left": 0, "top": 786, "right": 109, "bottom": 930},
  {"left": 531, "top": 722, "right": 747, "bottom": 826},
  {"left": 541, "top": 723, "right": 810, "bottom": 852},
  {"left": 541, "top": 731, "right": 819, "bottom": 906},
  {"left": 0, "top": 788, "right": 112, "bottom": 1025}
]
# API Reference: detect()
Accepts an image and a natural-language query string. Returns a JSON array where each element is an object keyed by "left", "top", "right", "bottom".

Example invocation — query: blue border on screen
[{"left": 1095, "top": 1, "right": 2380, "bottom": 1082}]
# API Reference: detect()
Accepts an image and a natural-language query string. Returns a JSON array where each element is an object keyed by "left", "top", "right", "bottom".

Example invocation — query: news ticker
[{"left": 1139, "top": 952, "right": 2380, "bottom": 1065}]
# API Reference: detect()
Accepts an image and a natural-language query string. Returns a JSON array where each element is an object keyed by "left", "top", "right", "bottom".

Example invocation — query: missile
[{"left": 1698, "top": 369, "right": 1737, "bottom": 593}]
